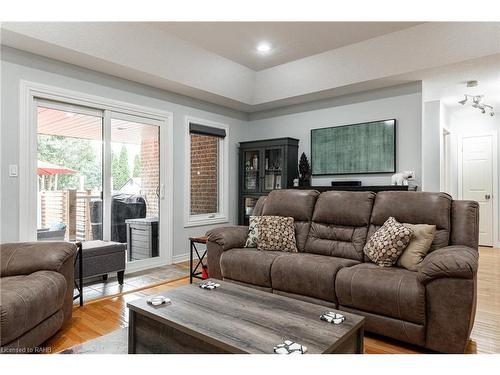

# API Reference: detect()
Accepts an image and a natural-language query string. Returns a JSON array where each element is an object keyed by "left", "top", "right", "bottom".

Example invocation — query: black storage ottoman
[{"left": 75, "top": 240, "right": 126, "bottom": 284}]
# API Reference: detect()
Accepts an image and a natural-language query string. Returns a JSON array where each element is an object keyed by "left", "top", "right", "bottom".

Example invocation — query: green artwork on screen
[{"left": 311, "top": 119, "right": 396, "bottom": 175}]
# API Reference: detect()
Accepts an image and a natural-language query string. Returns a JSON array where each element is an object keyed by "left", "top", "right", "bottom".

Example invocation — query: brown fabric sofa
[
  {"left": 0, "top": 242, "right": 77, "bottom": 353},
  {"left": 207, "top": 189, "right": 479, "bottom": 353}
]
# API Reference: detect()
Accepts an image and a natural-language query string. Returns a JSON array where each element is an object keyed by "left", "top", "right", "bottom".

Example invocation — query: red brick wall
[
  {"left": 190, "top": 134, "right": 219, "bottom": 215},
  {"left": 140, "top": 138, "right": 159, "bottom": 217}
]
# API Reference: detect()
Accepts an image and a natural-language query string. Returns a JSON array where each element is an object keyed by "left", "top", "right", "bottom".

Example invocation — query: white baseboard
[{"left": 172, "top": 252, "right": 190, "bottom": 264}]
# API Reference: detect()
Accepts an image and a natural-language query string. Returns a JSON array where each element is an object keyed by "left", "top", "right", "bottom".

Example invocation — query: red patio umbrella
[{"left": 37, "top": 160, "right": 78, "bottom": 175}]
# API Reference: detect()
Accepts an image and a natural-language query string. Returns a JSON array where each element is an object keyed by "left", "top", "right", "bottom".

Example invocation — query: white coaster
[
  {"left": 146, "top": 295, "right": 171, "bottom": 307},
  {"left": 320, "top": 312, "right": 346, "bottom": 324},
  {"left": 199, "top": 281, "right": 221, "bottom": 290},
  {"left": 273, "top": 340, "right": 308, "bottom": 354}
]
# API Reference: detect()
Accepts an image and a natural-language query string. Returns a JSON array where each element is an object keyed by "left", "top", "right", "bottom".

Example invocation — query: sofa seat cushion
[
  {"left": 0, "top": 271, "right": 66, "bottom": 345},
  {"left": 220, "top": 249, "right": 284, "bottom": 287},
  {"left": 335, "top": 263, "right": 425, "bottom": 324},
  {"left": 271, "top": 253, "right": 359, "bottom": 303}
]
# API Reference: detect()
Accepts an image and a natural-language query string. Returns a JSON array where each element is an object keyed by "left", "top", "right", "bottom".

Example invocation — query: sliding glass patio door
[{"left": 36, "top": 100, "right": 165, "bottom": 266}]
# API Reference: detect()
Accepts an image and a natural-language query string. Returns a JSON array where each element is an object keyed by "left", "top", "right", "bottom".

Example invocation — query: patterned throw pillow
[
  {"left": 244, "top": 216, "right": 261, "bottom": 248},
  {"left": 364, "top": 217, "right": 413, "bottom": 267},
  {"left": 257, "top": 216, "right": 298, "bottom": 252}
]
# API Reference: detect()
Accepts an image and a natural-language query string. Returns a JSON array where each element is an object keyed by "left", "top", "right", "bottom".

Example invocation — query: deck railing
[{"left": 39, "top": 189, "right": 101, "bottom": 241}]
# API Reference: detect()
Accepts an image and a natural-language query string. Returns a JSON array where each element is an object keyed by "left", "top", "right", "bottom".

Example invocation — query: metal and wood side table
[
  {"left": 73, "top": 241, "right": 83, "bottom": 306},
  {"left": 189, "top": 236, "right": 208, "bottom": 284}
]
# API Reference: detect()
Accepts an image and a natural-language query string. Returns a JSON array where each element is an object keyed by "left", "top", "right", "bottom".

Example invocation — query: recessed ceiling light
[{"left": 256, "top": 42, "right": 272, "bottom": 53}]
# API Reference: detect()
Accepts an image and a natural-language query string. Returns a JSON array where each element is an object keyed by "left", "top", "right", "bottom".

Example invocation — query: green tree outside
[
  {"left": 133, "top": 154, "right": 141, "bottom": 178},
  {"left": 112, "top": 145, "right": 131, "bottom": 190},
  {"left": 38, "top": 135, "right": 102, "bottom": 190},
  {"left": 38, "top": 135, "right": 135, "bottom": 192}
]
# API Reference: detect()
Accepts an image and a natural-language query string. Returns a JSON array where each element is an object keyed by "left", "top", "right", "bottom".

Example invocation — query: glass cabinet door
[
  {"left": 243, "top": 150, "right": 260, "bottom": 192},
  {"left": 263, "top": 147, "right": 283, "bottom": 192},
  {"left": 242, "top": 196, "right": 259, "bottom": 225}
]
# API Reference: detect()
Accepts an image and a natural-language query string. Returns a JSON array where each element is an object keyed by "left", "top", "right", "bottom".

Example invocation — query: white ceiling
[
  {"left": 2, "top": 22, "right": 499, "bottom": 112},
  {"left": 155, "top": 22, "right": 422, "bottom": 71},
  {"left": 421, "top": 54, "right": 500, "bottom": 108}
]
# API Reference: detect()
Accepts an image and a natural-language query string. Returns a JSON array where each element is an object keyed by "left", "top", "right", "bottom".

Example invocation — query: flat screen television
[{"left": 311, "top": 119, "right": 396, "bottom": 175}]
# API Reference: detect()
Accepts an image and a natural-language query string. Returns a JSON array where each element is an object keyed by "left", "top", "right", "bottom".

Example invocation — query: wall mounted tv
[{"left": 311, "top": 119, "right": 396, "bottom": 175}]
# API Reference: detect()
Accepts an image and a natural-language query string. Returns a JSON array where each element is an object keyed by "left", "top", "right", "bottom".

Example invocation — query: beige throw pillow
[
  {"left": 364, "top": 217, "right": 413, "bottom": 267},
  {"left": 257, "top": 216, "right": 298, "bottom": 252},
  {"left": 397, "top": 223, "right": 436, "bottom": 271},
  {"left": 244, "top": 216, "right": 261, "bottom": 248}
]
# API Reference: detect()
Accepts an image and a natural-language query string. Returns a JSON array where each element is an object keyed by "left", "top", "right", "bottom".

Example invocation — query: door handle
[
  {"left": 485, "top": 194, "right": 491, "bottom": 200},
  {"left": 160, "top": 184, "right": 165, "bottom": 199}
]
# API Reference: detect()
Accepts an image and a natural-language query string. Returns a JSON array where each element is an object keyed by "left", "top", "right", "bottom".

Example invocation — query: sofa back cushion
[
  {"left": 304, "top": 191, "right": 375, "bottom": 261},
  {"left": 261, "top": 189, "right": 320, "bottom": 251},
  {"left": 252, "top": 196, "right": 267, "bottom": 216},
  {"left": 368, "top": 192, "right": 452, "bottom": 254}
]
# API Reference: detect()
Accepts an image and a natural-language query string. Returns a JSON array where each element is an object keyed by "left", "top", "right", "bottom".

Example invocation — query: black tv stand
[{"left": 293, "top": 185, "right": 417, "bottom": 193}]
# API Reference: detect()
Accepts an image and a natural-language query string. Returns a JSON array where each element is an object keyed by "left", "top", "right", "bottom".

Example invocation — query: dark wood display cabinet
[{"left": 238, "top": 137, "right": 299, "bottom": 225}]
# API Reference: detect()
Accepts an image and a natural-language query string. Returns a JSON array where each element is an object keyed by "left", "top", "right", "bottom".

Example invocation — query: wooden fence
[{"left": 39, "top": 189, "right": 100, "bottom": 241}]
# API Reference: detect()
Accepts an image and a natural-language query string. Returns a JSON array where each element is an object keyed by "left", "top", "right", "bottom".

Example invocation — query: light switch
[{"left": 9, "top": 164, "right": 18, "bottom": 177}]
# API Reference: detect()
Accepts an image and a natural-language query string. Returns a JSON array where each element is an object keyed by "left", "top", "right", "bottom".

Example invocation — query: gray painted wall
[
  {"left": 0, "top": 47, "right": 246, "bottom": 261},
  {"left": 244, "top": 92, "right": 423, "bottom": 187},
  {"left": 422, "top": 101, "right": 442, "bottom": 191}
]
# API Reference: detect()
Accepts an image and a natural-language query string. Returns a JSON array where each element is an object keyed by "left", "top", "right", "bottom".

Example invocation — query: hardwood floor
[
  {"left": 78, "top": 263, "right": 189, "bottom": 303},
  {"left": 45, "top": 247, "right": 500, "bottom": 354}
]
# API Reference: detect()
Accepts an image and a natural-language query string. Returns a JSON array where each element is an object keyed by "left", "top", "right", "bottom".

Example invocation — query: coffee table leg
[
  {"left": 128, "top": 310, "right": 136, "bottom": 354},
  {"left": 356, "top": 327, "right": 364, "bottom": 354}
]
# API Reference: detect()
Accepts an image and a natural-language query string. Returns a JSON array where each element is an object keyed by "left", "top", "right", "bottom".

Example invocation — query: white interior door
[{"left": 461, "top": 134, "right": 494, "bottom": 246}]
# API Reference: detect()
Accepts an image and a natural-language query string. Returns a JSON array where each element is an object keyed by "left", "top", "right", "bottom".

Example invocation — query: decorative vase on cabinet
[{"left": 238, "top": 137, "right": 299, "bottom": 225}]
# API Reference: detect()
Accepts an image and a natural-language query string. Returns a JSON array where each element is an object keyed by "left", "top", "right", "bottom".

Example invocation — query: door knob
[{"left": 485, "top": 194, "right": 491, "bottom": 200}]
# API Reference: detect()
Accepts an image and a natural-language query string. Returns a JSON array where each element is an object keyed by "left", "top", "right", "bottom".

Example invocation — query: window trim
[{"left": 184, "top": 116, "right": 229, "bottom": 227}]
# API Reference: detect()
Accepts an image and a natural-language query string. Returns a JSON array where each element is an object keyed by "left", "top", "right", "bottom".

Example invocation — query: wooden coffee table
[{"left": 127, "top": 279, "right": 364, "bottom": 354}]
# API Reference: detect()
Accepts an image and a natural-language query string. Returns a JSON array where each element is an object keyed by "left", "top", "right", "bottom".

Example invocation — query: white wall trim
[
  {"left": 440, "top": 126, "right": 452, "bottom": 194},
  {"left": 19, "top": 80, "right": 38, "bottom": 241},
  {"left": 172, "top": 252, "right": 190, "bottom": 264},
  {"left": 18, "top": 80, "right": 175, "bottom": 265},
  {"left": 457, "top": 131, "right": 499, "bottom": 248},
  {"left": 183, "top": 116, "right": 229, "bottom": 228}
]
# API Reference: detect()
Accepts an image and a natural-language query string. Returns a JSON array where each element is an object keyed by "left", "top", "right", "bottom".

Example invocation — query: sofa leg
[
  {"left": 118, "top": 270, "right": 125, "bottom": 285},
  {"left": 102, "top": 274, "right": 108, "bottom": 281}
]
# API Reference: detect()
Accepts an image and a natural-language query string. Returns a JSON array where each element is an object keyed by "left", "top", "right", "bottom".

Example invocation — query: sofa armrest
[
  {"left": 206, "top": 226, "right": 249, "bottom": 251},
  {"left": 417, "top": 245, "right": 478, "bottom": 285},
  {"left": 206, "top": 226, "right": 248, "bottom": 280},
  {"left": 0, "top": 242, "right": 77, "bottom": 277}
]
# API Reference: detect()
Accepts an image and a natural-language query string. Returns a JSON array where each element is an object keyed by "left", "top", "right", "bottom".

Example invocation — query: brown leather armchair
[{"left": 0, "top": 242, "right": 77, "bottom": 353}]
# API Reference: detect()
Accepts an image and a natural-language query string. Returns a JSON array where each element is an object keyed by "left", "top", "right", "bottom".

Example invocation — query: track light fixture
[{"left": 457, "top": 94, "right": 495, "bottom": 116}]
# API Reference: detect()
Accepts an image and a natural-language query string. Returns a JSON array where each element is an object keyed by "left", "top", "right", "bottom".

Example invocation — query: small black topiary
[{"left": 298, "top": 152, "right": 311, "bottom": 186}]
